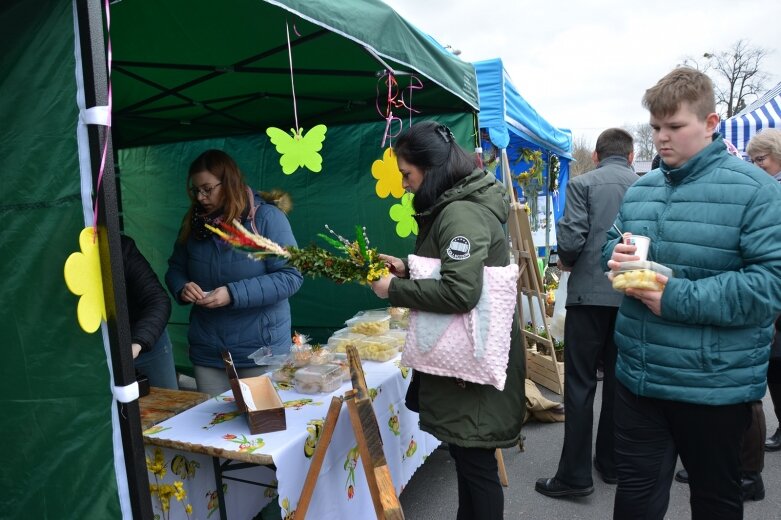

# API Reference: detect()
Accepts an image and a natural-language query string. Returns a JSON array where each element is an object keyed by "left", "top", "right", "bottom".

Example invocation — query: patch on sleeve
[{"left": 446, "top": 236, "right": 471, "bottom": 260}]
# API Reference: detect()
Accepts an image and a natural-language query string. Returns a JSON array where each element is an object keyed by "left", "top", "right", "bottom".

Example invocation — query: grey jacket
[{"left": 556, "top": 156, "right": 638, "bottom": 307}]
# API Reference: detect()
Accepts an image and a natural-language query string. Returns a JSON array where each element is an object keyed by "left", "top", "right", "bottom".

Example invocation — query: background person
[
  {"left": 603, "top": 67, "right": 781, "bottom": 519},
  {"left": 536, "top": 128, "right": 639, "bottom": 498},
  {"left": 166, "top": 150, "right": 303, "bottom": 396},
  {"left": 123, "top": 234, "right": 177, "bottom": 390},
  {"left": 371, "top": 121, "right": 525, "bottom": 520},
  {"left": 746, "top": 129, "right": 781, "bottom": 452}
]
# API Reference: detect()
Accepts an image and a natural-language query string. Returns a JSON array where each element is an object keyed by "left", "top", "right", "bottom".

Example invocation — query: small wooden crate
[
  {"left": 222, "top": 351, "right": 286, "bottom": 434},
  {"left": 526, "top": 349, "right": 564, "bottom": 395}
]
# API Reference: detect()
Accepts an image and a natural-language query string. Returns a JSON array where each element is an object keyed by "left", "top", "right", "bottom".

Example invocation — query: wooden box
[
  {"left": 222, "top": 351, "right": 286, "bottom": 434},
  {"left": 526, "top": 348, "right": 564, "bottom": 395}
]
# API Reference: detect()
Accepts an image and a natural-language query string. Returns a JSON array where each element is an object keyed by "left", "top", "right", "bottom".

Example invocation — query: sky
[{"left": 382, "top": 0, "right": 781, "bottom": 146}]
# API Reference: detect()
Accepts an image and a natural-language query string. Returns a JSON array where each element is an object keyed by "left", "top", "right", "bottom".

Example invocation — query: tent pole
[{"left": 75, "top": 0, "right": 152, "bottom": 518}]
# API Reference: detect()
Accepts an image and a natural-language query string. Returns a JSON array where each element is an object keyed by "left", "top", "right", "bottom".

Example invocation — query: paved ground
[{"left": 399, "top": 383, "right": 781, "bottom": 520}]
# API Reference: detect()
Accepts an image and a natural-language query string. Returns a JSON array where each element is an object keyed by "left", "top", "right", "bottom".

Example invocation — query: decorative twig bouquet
[{"left": 206, "top": 220, "right": 390, "bottom": 285}]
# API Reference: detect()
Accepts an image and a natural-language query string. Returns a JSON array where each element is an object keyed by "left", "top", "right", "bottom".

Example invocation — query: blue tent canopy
[
  {"left": 475, "top": 58, "right": 572, "bottom": 157},
  {"left": 720, "top": 81, "right": 781, "bottom": 152},
  {"left": 474, "top": 58, "right": 572, "bottom": 236}
]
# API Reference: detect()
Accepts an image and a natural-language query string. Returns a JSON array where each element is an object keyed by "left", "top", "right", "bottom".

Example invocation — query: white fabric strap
[
  {"left": 112, "top": 381, "right": 140, "bottom": 403},
  {"left": 82, "top": 105, "right": 111, "bottom": 126}
]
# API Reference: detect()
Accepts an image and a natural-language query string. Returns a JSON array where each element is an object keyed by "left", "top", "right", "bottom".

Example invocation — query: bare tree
[
  {"left": 682, "top": 39, "right": 771, "bottom": 118},
  {"left": 624, "top": 123, "right": 656, "bottom": 161},
  {"left": 570, "top": 135, "right": 595, "bottom": 178}
]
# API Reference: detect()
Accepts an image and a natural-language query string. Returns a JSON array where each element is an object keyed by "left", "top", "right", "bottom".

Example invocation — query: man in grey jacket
[{"left": 536, "top": 128, "right": 638, "bottom": 498}]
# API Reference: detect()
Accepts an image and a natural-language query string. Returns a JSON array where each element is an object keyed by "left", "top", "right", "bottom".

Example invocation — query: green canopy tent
[{"left": 1, "top": 0, "right": 477, "bottom": 518}]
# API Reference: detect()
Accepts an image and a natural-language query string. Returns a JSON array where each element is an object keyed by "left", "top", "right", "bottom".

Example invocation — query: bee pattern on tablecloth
[
  {"left": 304, "top": 418, "right": 325, "bottom": 458},
  {"left": 394, "top": 360, "right": 410, "bottom": 379},
  {"left": 171, "top": 454, "right": 200, "bottom": 480},
  {"left": 402, "top": 436, "right": 418, "bottom": 461},
  {"left": 388, "top": 405, "right": 400, "bottom": 435},
  {"left": 206, "top": 484, "right": 227, "bottom": 518}
]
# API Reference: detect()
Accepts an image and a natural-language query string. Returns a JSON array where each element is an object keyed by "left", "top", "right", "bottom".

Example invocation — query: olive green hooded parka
[{"left": 388, "top": 169, "right": 526, "bottom": 448}]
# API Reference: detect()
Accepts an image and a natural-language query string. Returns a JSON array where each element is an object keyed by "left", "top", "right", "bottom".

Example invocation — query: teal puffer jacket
[{"left": 602, "top": 135, "right": 781, "bottom": 405}]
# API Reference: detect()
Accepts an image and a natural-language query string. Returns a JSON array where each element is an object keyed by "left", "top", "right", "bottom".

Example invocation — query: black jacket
[{"left": 123, "top": 235, "right": 171, "bottom": 352}]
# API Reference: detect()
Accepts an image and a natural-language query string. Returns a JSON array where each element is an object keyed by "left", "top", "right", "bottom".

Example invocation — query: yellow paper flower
[
  {"left": 63, "top": 227, "right": 106, "bottom": 333},
  {"left": 371, "top": 147, "right": 405, "bottom": 199},
  {"left": 389, "top": 193, "right": 418, "bottom": 238}
]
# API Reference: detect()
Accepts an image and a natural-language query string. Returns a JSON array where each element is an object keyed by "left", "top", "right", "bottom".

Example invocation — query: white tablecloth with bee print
[{"left": 143, "top": 355, "right": 438, "bottom": 519}]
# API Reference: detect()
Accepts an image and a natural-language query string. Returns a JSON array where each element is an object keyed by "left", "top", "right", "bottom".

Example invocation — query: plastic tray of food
[
  {"left": 271, "top": 364, "right": 298, "bottom": 384},
  {"left": 293, "top": 364, "right": 343, "bottom": 394},
  {"left": 327, "top": 333, "right": 366, "bottom": 352},
  {"left": 359, "top": 346, "right": 399, "bottom": 362},
  {"left": 345, "top": 313, "right": 391, "bottom": 336},
  {"left": 610, "top": 260, "right": 673, "bottom": 292}
]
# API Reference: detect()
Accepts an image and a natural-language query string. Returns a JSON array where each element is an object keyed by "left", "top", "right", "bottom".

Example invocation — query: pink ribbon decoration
[
  {"left": 92, "top": 0, "right": 113, "bottom": 242},
  {"left": 376, "top": 72, "right": 424, "bottom": 148}
]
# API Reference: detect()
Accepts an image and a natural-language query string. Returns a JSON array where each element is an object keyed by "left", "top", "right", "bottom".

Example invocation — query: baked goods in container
[{"left": 293, "top": 364, "right": 343, "bottom": 394}]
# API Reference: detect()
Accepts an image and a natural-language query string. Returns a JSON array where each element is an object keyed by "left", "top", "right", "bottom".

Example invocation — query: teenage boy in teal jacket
[{"left": 603, "top": 67, "right": 781, "bottom": 519}]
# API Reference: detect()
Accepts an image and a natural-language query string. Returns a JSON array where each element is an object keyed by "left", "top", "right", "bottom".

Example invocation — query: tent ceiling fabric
[
  {"left": 111, "top": 0, "right": 478, "bottom": 148},
  {"left": 720, "top": 81, "right": 781, "bottom": 152}
]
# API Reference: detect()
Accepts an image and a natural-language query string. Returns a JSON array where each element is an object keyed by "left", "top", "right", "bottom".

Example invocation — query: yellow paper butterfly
[{"left": 266, "top": 124, "right": 328, "bottom": 174}]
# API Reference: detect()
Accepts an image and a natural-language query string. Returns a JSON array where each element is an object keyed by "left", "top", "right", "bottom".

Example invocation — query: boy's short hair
[
  {"left": 642, "top": 67, "right": 716, "bottom": 120},
  {"left": 595, "top": 128, "right": 634, "bottom": 161}
]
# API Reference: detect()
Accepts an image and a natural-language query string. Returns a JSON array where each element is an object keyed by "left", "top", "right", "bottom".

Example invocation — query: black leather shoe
[
  {"left": 593, "top": 459, "right": 618, "bottom": 484},
  {"left": 535, "top": 477, "right": 594, "bottom": 498},
  {"left": 674, "top": 469, "right": 689, "bottom": 484},
  {"left": 765, "top": 428, "right": 781, "bottom": 452},
  {"left": 741, "top": 472, "right": 765, "bottom": 501}
]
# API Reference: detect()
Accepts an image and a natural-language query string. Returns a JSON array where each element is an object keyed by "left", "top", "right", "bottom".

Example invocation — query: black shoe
[
  {"left": 535, "top": 477, "right": 594, "bottom": 498},
  {"left": 765, "top": 428, "right": 781, "bottom": 452},
  {"left": 674, "top": 469, "right": 689, "bottom": 484},
  {"left": 741, "top": 472, "right": 765, "bottom": 501},
  {"left": 593, "top": 459, "right": 618, "bottom": 485}
]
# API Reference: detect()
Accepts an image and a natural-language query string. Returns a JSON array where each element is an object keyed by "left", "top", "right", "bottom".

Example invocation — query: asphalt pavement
[{"left": 399, "top": 382, "right": 781, "bottom": 520}]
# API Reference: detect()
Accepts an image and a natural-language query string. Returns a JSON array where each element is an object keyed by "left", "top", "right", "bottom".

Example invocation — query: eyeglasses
[
  {"left": 189, "top": 183, "right": 221, "bottom": 198},
  {"left": 750, "top": 155, "right": 768, "bottom": 165}
]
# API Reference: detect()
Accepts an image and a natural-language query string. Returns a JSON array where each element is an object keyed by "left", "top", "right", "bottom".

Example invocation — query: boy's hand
[{"left": 625, "top": 273, "right": 669, "bottom": 315}]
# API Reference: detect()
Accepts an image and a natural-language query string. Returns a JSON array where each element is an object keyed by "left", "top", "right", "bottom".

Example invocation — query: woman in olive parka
[{"left": 371, "top": 121, "right": 525, "bottom": 520}]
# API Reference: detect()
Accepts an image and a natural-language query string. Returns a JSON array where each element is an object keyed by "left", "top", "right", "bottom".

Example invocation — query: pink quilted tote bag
[{"left": 401, "top": 255, "right": 519, "bottom": 391}]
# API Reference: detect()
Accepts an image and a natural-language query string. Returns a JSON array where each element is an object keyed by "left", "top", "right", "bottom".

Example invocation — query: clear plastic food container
[
  {"left": 345, "top": 313, "right": 391, "bottom": 336},
  {"left": 293, "top": 364, "right": 343, "bottom": 394},
  {"left": 610, "top": 260, "right": 673, "bottom": 292}
]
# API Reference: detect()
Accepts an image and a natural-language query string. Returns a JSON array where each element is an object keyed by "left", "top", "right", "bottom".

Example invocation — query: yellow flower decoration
[
  {"left": 371, "top": 147, "right": 405, "bottom": 199},
  {"left": 64, "top": 227, "right": 106, "bottom": 333},
  {"left": 389, "top": 193, "right": 418, "bottom": 238}
]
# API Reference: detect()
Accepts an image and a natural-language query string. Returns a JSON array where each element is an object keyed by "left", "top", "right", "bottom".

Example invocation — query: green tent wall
[{"left": 2, "top": 0, "right": 478, "bottom": 518}]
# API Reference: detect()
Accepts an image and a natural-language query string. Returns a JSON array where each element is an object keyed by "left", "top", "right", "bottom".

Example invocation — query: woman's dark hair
[{"left": 393, "top": 121, "right": 477, "bottom": 213}]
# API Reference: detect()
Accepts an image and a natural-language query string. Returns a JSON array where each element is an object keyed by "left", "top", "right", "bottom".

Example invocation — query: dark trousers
[
  {"left": 447, "top": 444, "right": 503, "bottom": 520},
  {"left": 767, "top": 358, "right": 781, "bottom": 424},
  {"left": 741, "top": 401, "right": 765, "bottom": 473},
  {"left": 556, "top": 305, "right": 618, "bottom": 487},
  {"left": 613, "top": 382, "right": 751, "bottom": 520}
]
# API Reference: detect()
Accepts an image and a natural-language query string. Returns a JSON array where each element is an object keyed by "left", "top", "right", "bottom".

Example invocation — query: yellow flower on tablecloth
[
  {"left": 389, "top": 192, "right": 418, "bottom": 237},
  {"left": 371, "top": 147, "right": 405, "bottom": 199},
  {"left": 63, "top": 227, "right": 106, "bottom": 333}
]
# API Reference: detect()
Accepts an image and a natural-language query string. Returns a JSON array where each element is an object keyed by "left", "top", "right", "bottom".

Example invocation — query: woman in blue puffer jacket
[{"left": 166, "top": 150, "right": 303, "bottom": 395}]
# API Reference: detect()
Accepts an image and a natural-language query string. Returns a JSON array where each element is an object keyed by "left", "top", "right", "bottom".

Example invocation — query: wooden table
[{"left": 139, "top": 387, "right": 210, "bottom": 430}]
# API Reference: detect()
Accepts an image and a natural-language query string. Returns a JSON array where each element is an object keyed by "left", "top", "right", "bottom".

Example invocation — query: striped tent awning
[{"left": 720, "top": 81, "right": 781, "bottom": 152}]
